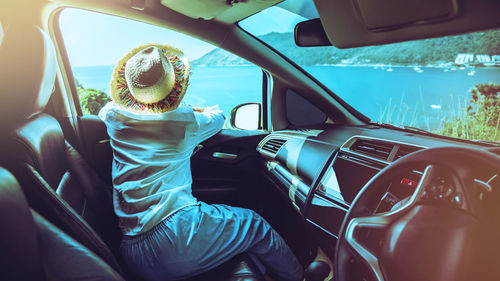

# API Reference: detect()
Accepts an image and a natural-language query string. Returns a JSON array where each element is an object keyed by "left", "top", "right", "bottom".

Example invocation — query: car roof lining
[{"left": 159, "top": 0, "right": 283, "bottom": 23}]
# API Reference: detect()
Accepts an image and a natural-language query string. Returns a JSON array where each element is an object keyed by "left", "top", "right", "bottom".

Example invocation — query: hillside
[{"left": 192, "top": 29, "right": 500, "bottom": 66}]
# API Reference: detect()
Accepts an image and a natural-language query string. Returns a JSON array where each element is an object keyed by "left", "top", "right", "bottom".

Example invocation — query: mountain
[
  {"left": 191, "top": 48, "right": 252, "bottom": 66},
  {"left": 192, "top": 30, "right": 500, "bottom": 66}
]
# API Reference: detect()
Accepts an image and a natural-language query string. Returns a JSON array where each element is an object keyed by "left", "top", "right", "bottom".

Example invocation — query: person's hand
[
  {"left": 204, "top": 105, "right": 221, "bottom": 112},
  {"left": 193, "top": 105, "right": 222, "bottom": 113}
]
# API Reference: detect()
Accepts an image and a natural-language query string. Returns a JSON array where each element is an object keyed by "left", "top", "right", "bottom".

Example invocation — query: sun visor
[
  {"left": 313, "top": 0, "right": 500, "bottom": 48},
  {"left": 356, "top": 0, "right": 457, "bottom": 31},
  {"left": 160, "top": 0, "right": 281, "bottom": 23}
]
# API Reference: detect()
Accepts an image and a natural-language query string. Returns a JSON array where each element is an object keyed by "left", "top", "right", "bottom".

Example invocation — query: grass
[
  {"left": 378, "top": 88, "right": 432, "bottom": 130},
  {"left": 437, "top": 94, "right": 500, "bottom": 142},
  {"left": 377, "top": 83, "right": 500, "bottom": 143}
]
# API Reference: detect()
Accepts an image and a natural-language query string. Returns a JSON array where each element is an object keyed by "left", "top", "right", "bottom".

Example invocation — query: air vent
[
  {"left": 350, "top": 139, "right": 394, "bottom": 161},
  {"left": 395, "top": 145, "right": 422, "bottom": 160},
  {"left": 261, "top": 137, "right": 287, "bottom": 156}
]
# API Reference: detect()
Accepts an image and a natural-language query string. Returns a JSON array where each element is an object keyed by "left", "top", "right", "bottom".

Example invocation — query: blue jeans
[{"left": 120, "top": 202, "right": 303, "bottom": 281}]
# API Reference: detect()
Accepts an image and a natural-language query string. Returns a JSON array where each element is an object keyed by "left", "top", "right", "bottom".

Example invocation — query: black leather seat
[
  {"left": 0, "top": 167, "right": 124, "bottom": 281},
  {"left": 0, "top": 24, "right": 264, "bottom": 281},
  {"left": 0, "top": 23, "right": 123, "bottom": 272}
]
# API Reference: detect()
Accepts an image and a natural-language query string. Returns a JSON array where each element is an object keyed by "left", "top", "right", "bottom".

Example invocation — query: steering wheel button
[
  {"left": 401, "top": 177, "right": 418, "bottom": 188},
  {"left": 444, "top": 186, "right": 454, "bottom": 197},
  {"left": 453, "top": 193, "right": 463, "bottom": 206},
  {"left": 421, "top": 190, "right": 428, "bottom": 199}
]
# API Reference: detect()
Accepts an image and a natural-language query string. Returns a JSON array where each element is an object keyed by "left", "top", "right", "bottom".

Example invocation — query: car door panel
[{"left": 191, "top": 130, "right": 267, "bottom": 209}]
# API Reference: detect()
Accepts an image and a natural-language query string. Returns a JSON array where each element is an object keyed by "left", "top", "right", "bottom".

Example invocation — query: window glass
[
  {"left": 59, "top": 8, "right": 262, "bottom": 124},
  {"left": 240, "top": 2, "right": 500, "bottom": 142}
]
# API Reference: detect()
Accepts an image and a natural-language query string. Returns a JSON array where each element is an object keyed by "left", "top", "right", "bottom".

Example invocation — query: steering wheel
[{"left": 335, "top": 147, "right": 500, "bottom": 281}]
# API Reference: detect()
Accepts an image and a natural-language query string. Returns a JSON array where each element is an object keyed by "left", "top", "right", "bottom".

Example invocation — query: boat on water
[{"left": 413, "top": 66, "right": 423, "bottom": 73}]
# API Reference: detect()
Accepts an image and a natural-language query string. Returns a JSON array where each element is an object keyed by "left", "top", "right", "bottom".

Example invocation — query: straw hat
[{"left": 110, "top": 43, "right": 190, "bottom": 113}]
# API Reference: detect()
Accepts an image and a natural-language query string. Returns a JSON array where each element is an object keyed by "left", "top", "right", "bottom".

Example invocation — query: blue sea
[{"left": 73, "top": 65, "right": 500, "bottom": 129}]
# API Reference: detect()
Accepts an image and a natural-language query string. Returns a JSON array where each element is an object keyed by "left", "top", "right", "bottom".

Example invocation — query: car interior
[{"left": 0, "top": 0, "right": 499, "bottom": 281}]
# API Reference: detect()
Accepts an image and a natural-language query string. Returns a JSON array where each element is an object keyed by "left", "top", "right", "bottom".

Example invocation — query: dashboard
[{"left": 256, "top": 124, "right": 499, "bottom": 241}]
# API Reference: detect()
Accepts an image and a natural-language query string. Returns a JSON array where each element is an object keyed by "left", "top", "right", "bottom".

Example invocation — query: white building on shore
[
  {"left": 455, "top": 53, "right": 500, "bottom": 66},
  {"left": 455, "top": 53, "right": 474, "bottom": 65}
]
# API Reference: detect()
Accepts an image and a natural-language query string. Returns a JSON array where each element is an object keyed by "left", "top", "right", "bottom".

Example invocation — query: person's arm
[{"left": 194, "top": 105, "right": 225, "bottom": 143}]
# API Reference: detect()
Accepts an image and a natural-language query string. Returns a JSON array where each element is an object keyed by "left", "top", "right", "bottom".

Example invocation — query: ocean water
[
  {"left": 73, "top": 65, "right": 500, "bottom": 129},
  {"left": 73, "top": 65, "right": 262, "bottom": 117}
]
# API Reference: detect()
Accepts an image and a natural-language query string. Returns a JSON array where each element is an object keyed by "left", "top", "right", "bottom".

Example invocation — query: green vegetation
[
  {"left": 438, "top": 83, "right": 500, "bottom": 142},
  {"left": 378, "top": 82, "right": 500, "bottom": 142},
  {"left": 76, "top": 80, "right": 111, "bottom": 115},
  {"left": 377, "top": 92, "right": 426, "bottom": 129},
  {"left": 193, "top": 29, "right": 500, "bottom": 66}
]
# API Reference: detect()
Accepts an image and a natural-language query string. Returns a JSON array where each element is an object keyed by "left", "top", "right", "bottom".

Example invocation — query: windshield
[{"left": 239, "top": 1, "right": 500, "bottom": 142}]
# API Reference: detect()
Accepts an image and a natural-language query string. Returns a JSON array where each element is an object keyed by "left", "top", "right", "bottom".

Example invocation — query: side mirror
[
  {"left": 294, "top": 18, "right": 332, "bottom": 47},
  {"left": 230, "top": 103, "right": 262, "bottom": 130}
]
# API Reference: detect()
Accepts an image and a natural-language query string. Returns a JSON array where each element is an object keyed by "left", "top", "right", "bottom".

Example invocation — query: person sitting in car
[{"left": 98, "top": 44, "right": 303, "bottom": 281}]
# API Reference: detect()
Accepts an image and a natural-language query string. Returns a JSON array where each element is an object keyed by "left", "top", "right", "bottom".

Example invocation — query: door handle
[
  {"left": 212, "top": 152, "right": 238, "bottom": 160},
  {"left": 193, "top": 144, "right": 204, "bottom": 156}
]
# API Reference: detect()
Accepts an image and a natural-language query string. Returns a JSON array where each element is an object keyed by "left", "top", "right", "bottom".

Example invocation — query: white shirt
[{"left": 99, "top": 102, "right": 225, "bottom": 235}]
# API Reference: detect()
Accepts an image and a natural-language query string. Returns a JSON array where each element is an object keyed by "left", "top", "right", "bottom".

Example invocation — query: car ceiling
[
  {"left": 3, "top": 0, "right": 500, "bottom": 49},
  {"left": 46, "top": 0, "right": 281, "bottom": 25},
  {"left": 159, "top": 0, "right": 283, "bottom": 23},
  {"left": 53, "top": 0, "right": 500, "bottom": 49}
]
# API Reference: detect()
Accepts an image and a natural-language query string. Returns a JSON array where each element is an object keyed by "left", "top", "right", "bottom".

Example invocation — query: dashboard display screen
[
  {"left": 330, "top": 155, "right": 381, "bottom": 203},
  {"left": 320, "top": 167, "right": 345, "bottom": 201}
]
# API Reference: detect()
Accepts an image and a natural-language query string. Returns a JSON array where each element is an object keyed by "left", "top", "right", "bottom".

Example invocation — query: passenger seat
[
  {"left": 0, "top": 167, "right": 124, "bottom": 281},
  {"left": 0, "top": 23, "right": 122, "bottom": 271}
]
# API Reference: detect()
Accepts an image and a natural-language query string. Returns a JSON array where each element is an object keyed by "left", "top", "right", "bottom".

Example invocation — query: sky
[
  {"left": 59, "top": 6, "right": 306, "bottom": 67},
  {"left": 60, "top": 9, "right": 214, "bottom": 66},
  {"left": 239, "top": 6, "right": 305, "bottom": 36}
]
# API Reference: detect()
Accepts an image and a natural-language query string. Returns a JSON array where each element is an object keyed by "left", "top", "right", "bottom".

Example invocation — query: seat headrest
[
  {"left": 0, "top": 24, "right": 57, "bottom": 130},
  {"left": 0, "top": 167, "right": 44, "bottom": 279}
]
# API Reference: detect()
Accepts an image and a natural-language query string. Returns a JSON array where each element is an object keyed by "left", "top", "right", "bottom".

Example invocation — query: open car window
[
  {"left": 59, "top": 8, "right": 262, "bottom": 126},
  {"left": 240, "top": 4, "right": 500, "bottom": 142}
]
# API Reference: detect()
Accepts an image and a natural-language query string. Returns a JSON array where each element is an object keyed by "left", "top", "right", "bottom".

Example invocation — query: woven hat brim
[{"left": 110, "top": 43, "right": 190, "bottom": 114}]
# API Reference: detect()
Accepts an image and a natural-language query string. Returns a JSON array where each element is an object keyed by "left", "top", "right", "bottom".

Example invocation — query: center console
[
  {"left": 306, "top": 136, "right": 425, "bottom": 238},
  {"left": 257, "top": 132, "right": 426, "bottom": 241}
]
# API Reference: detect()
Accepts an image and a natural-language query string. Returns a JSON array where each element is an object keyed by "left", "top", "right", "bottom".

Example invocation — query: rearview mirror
[
  {"left": 230, "top": 103, "right": 261, "bottom": 130},
  {"left": 294, "top": 19, "right": 332, "bottom": 47}
]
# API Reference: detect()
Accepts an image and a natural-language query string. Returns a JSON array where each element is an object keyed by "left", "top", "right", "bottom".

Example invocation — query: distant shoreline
[
  {"left": 190, "top": 63, "right": 500, "bottom": 68},
  {"left": 73, "top": 64, "right": 500, "bottom": 69},
  {"left": 313, "top": 63, "right": 500, "bottom": 68}
]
